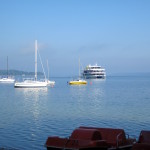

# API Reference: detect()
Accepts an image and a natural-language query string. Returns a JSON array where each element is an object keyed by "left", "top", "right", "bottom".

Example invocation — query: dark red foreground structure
[
  {"left": 45, "top": 126, "right": 136, "bottom": 150},
  {"left": 132, "top": 130, "right": 150, "bottom": 150}
]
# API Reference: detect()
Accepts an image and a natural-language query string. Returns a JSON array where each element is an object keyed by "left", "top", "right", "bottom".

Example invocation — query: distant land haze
[
  {"left": 1, "top": 69, "right": 150, "bottom": 77},
  {"left": 0, "top": 70, "right": 43, "bottom": 76}
]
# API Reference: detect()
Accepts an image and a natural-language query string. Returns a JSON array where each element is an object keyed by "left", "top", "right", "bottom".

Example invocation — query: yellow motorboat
[{"left": 69, "top": 79, "right": 87, "bottom": 85}]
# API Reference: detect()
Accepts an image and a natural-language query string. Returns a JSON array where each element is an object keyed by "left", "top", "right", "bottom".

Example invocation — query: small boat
[
  {"left": 0, "top": 56, "right": 15, "bottom": 83},
  {"left": 45, "top": 126, "right": 136, "bottom": 150},
  {"left": 14, "top": 40, "right": 47, "bottom": 88},
  {"left": 69, "top": 59, "right": 87, "bottom": 85},
  {"left": 69, "top": 79, "right": 87, "bottom": 85},
  {"left": 132, "top": 130, "right": 150, "bottom": 150},
  {"left": 0, "top": 77, "right": 15, "bottom": 83}
]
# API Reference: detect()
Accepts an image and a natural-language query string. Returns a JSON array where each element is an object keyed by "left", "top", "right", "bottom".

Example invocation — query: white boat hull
[
  {"left": 14, "top": 80, "right": 47, "bottom": 88},
  {"left": 0, "top": 78, "right": 15, "bottom": 83}
]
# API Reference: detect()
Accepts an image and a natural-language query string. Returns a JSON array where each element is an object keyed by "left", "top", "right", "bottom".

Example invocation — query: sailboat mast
[
  {"left": 79, "top": 58, "right": 80, "bottom": 78},
  {"left": 7, "top": 56, "right": 8, "bottom": 78},
  {"left": 35, "top": 40, "right": 37, "bottom": 81},
  {"left": 47, "top": 60, "right": 49, "bottom": 80}
]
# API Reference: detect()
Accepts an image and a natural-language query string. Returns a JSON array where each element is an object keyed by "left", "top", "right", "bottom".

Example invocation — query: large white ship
[{"left": 82, "top": 64, "right": 106, "bottom": 79}]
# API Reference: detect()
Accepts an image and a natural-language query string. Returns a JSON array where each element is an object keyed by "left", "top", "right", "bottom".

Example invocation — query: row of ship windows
[
  {"left": 83, "top": 73, "right": 105, "bottom": 75},
  {"left": 87, "top": 67, "right": 102, "bottom": 69},
  {"left": 84, "top": 71, "right": 105, "bottom": 73}
]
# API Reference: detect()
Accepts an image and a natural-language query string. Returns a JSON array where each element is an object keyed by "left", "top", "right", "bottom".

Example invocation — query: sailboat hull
[
  {"left": 14, "top": 80, "right": 47, "bottom": 88},
  {"left": 0, "top": 78, "right": 15, "bottom": 83},
  {"left": 69, "top": 80, "right": 87, "bottom": 85}
]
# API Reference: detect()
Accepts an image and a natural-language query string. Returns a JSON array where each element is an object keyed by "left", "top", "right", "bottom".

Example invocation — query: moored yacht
[
  {"left": 0, "top": 56, "right": 15, "bottom": 83},
  {"left": 82, "top": 64, "right": 106, "bottom": 79},
  {"left": 14, "top": 40, "right": 47, "bottom": 88},
  {"left": 68, "top": 59, "right": 87, "bottom": 85},
  {"left": 69, "top": 79, "right": 87, "bottom": 85},
  {"left": 0, "top": 77, "right": 15, "bottom": 83},
  {"left": 14, "top": 78, "right": 47, "bottom": 88}
]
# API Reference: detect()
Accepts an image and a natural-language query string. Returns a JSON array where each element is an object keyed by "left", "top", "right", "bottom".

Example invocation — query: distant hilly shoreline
[
  {"left": 0, "top": 70, "right": 43, "bottom": 76},
  {"left": 1, "top": 69, "right": 150, "bottom": 77}
]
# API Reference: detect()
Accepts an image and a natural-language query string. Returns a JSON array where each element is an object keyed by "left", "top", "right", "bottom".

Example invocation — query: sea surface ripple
[{"left": 0, "top": 75, "right": 150, "bottom": 149}]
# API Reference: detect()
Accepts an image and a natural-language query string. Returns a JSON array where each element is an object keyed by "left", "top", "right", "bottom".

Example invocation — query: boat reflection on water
[
  {"left": 88, "top": 78, "right": 106, "bottom": 84},
  {"left": 15, "top": 87, "right": 48, "bottom": 97},
  {"left": 14, "top": 87, "right": 48, "bottom": 121}
]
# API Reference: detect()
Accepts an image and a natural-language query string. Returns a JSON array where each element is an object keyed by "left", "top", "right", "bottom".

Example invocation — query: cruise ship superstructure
[{"left": 82, "top": 64, "right": 106, "bottom": 79}]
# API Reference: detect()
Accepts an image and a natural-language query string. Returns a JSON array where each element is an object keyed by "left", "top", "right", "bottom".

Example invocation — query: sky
[{"left": 0, "top": 0, "right": 150, "bottom": 77}]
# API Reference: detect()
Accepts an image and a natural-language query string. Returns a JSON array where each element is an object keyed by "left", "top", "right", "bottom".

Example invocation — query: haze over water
[{"left": 0, "top": 75, "right": 150, "bottom": 150}]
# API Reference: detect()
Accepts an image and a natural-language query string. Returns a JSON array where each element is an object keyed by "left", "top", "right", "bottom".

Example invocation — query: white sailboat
[
  {"left": 68, "top": 59, "right": 87, "bottom": 85},
  {"left": 46, "top": 60, "right": 55, "bottom": 86},
  {"left": 14, "top": 40, "right": 47, "bottom": 88},
  {"left": 0, "top": 56, "right": 15, "bottom": 83}
]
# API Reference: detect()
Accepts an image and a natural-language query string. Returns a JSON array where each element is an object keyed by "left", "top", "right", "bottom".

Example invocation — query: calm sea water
[{"left": 0, "top": 75, "right": 150, "bottom": 150}]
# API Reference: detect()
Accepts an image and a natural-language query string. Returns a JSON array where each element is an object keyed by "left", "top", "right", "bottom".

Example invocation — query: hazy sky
[{"left": 0, "top": 0, "right": 150, "bottom": 76}]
